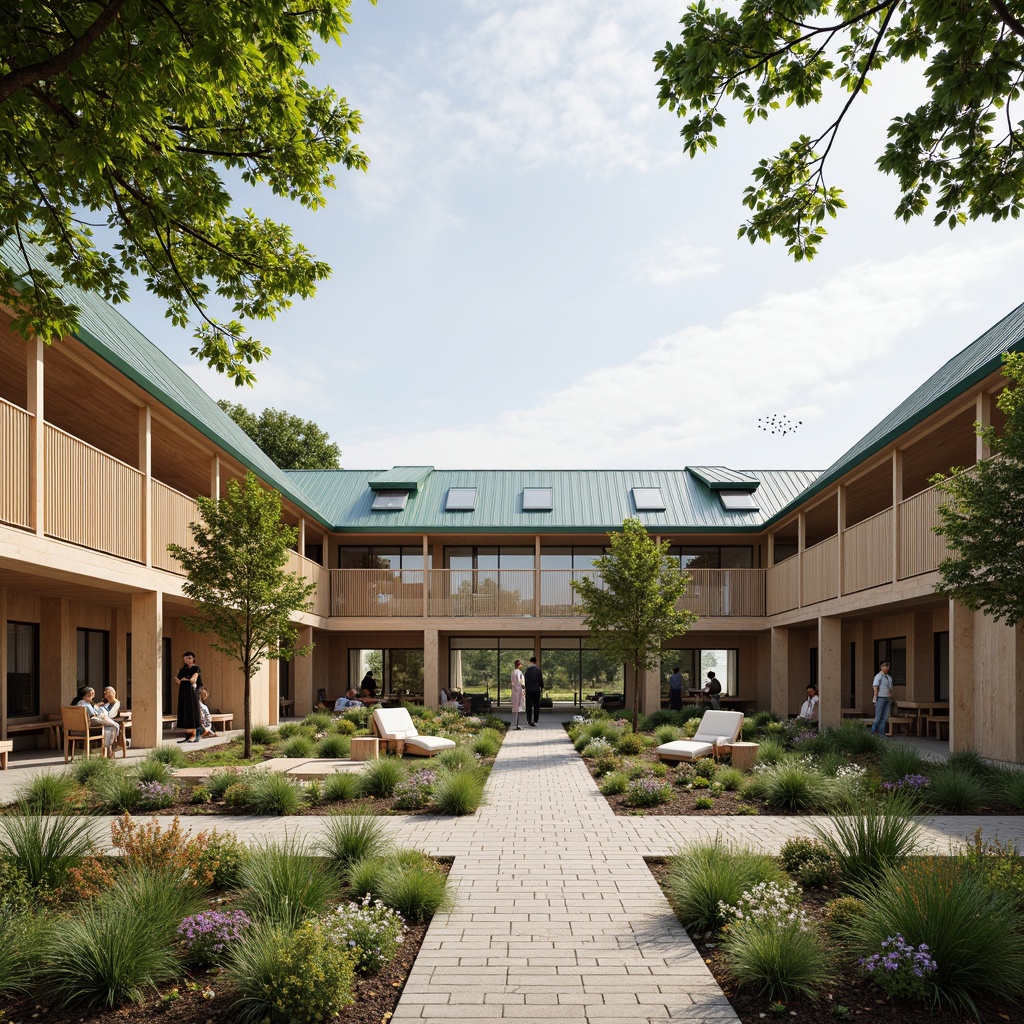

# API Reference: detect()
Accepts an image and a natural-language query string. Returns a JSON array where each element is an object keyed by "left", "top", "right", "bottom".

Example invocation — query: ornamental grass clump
[
  {"left": 316, "top": 811, "right": 392, "bottom": 870},
  {"left": 96, "top": 771, "right": 142, "bottom": 813},
  {"left": 250, "top": 724, "right": 276, "bottom": 745},
  {"left": 282, "top": 735, "right": 316, "bottom": 759},
  {"left": 347, "top": 853, "right": 453, "bottom": 924},
  {"left": 178, "top": 909, "right": 252, "bottom": 967},
  {"left": 360, "top": 755, "right": 407, "bottom": 798},
  {"left": 134, "top": 758, "right": 173, "bottom": 785},
  {"left": 582, "top": 737, "right": 615, "bottom": 759},
  {"left": 432, "top": 744, "right": 477, "bottom": 773},
  {"left": 0, "top": 909, "right": 46, "bottom": 1001},
  {"left": 812, "top": 796, "right": 921, "bottom": 891},
  {"left": 322, "top": 771, "right": 362, "bottom": 802},
  {"left": 304, "top": 712, "right": 333, "bottom": 732},
  {"left": 324, "top": 895, "right": 406, "bottom": 973},
  {"left": 471, "top": 727, "right": 503, "bottom": 757},
  {"left": 844, "top": 858, "right": 1024, "bottom": 1015},
  {"left": 16, "top": 770, "right": 77, "bottom": 813},
  {"left": 69, "top": 755, "right": 116, "bottom": 788},
  {"left": 623, "top": 776, "right": 673, "bottom": 807},
  {"left": 235, "top": 836, "right": 341, "bottom": 929},
  {"left": 247, "top": 772, "right": 306, "bottom": 815},
  {"left": 207, "top": 768, "right": 241, "bottom": 799},
  {"left": 599, "top": 771, "right": 629, "bottom": 795},
  {"left": 925, "top": 766, "right": 986, "bottom": 813},
  {"left": 0, "top": 812, "right": 95, "bottom": 891},
  {"left": 666, "top": 838, "right": 785, "bottom": 933},
  {"left": 742, "top": 760, "right": 838, "bottom": 813},
  {"left": 654, "top": 724, "right": 682, "bottom": 744},
  {"left": 226, "top": 919, "right": 355, "bottom": 1024},
  {"left": 859, "top": 934, "right": 938, "bottom": 1004},
  {"left": 879, "top": 744, "right": 928, "bottom": 782},
  {"left": 431, "top": 766, "right": 484, "bottom": 815},
  {"left": 146, "top": 745, "right": 188, "bottom": 768},
  {"left": 316, "top": 734, "right": 350, "bottom": 759}
]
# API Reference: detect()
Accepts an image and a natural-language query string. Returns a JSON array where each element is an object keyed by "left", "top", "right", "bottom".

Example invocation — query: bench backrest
[
  {"left": 372, "top": 707, "right": 420, "bottom": 740},
  {"left": 692, "top": 710, "right": 744, "bottom": 744}
]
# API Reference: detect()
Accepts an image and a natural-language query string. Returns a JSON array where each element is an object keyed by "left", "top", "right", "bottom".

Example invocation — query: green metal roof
[
  {"left": 285, "top": 468, "right": 820, "bottom": 533},
  {"left": 368, "top": 466, "right": 434, "bottom": 491},
  {"left": 767, "top": 298, "right": 1024, "bottom": 525},
  {"left": 687, "top": 466, "right": 760, "bottom": 491},
  {"left": 1, "top": 237, "right": 330, "bottom": 528}
]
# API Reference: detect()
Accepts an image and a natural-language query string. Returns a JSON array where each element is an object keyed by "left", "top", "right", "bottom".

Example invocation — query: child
[{"left": 198, "top": 687, "right": 217, "bottom": 739}]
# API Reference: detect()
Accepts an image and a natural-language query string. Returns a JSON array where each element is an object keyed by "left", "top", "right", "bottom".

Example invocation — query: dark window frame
[{"left": 7, "top": 620, "right": 40, "bottom": 718}]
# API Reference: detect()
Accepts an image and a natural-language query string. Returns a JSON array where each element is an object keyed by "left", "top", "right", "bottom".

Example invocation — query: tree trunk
[{"left": 243, "top": 660, "right": 252, "bottom": 760}]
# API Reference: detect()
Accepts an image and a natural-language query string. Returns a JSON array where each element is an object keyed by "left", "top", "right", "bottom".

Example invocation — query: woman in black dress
[{"left": 176, "top": 651, "right": 203, "bottom": 743}]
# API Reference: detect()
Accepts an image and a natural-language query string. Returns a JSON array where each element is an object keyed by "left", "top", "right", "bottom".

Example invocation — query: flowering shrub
[
  {"left": 324, "top": 896, "right": 406, "bottom": 974},
  {"left": 719, "top": 880, "right": 810, "bottom": 930},
  {"left": 392, "top": 769, "right": 438, "bottom": 811},
  {"left": 623, "top": 776, "right": 673, "bottom": 807},
  {"left": 883, "top": 774, "right": 930, "bottom": 791},
  {"left": 136, "top": 780, "right": 177, "bottom": 809},
  {"left": 860, "top": 934, "right": 937, "bottom": 1002},
  {"left": 581, "top": 737, "right": 614, "bottom": 758},
  {"left": 179, "top": 909, "right": 252, "bottom": 967},
  {"left": 110, "top": 814, "right": 215, "bottom": 888},
  {"left": 790, "top": 729, "right": 817, "bottom": 747},
  {"left": 836, "top": 763, "right": 868, "bottom": 782}
]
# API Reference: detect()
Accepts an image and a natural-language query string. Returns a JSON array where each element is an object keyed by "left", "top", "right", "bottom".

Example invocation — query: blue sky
[{"left": 120, "top": 0, "right": 1024, "bottom": 473}]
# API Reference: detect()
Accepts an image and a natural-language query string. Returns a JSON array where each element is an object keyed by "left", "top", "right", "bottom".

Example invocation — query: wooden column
[
  {"left": 949, "top": 600, "right": 975, "bottom": 752},
  {"left": 210, "top": 454, "right": 221, "bottom": 500},
  {"left": 267, "top": 659, "right": 280, "bottom": 725},
  {"left": 298, "top": 518, "right": 306, "bottom": 559},
  {"left": 818, "top": 615, "right": 842, "bottom": 730},
  {"left": 770, "top": 626, "right": 790, "bottom": 718},
  {"left": 797, "top": 512, "right": 806, "bottom": 607},
  {"left": 139, "top": 405, "right": 152, "bottom": 566},
  {"left": 293, "top": 625, "right": 314, "bottom": 715},
  {"left": 534, "top": 535, "right": 541, "bottom": 618},
  {"left": 640, "top": 665, "right": 662, "bottom": 716},
  {"left": 0, "top": 588, "right": 7, "bottom": 739},
  {"left": 131, "top": 590, "right": 163, "bottom": 749},
  {"left": 422, "top": 534, "right": 429, "bottom": 618},
  {"left": 423, "top": 628, "right": 439, "bottom": 708},
  {"left": 892, "top": 449, "right": 903, "bottom": 583},
  {"left": 976, "top": 391, "right": 993, "bottom": 462},
  {"left": 27, "top": 337, "right": 44, "bottom": 536},
  {"left": 837, "top": 485, "right": 846, "bottom": 597}
]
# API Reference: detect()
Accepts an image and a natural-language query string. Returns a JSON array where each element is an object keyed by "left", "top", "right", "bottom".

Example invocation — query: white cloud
[{"left": 343, "top": 239, "right": 1024, "bottom": 469}]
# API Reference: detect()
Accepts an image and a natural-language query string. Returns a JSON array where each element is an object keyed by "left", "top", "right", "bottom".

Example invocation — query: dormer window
[
  {"left": 371, "top": 490, "right": 408, "bottom": 511},
  {"left": 719, "top": 490, "right": 759, "bottom": 511}
]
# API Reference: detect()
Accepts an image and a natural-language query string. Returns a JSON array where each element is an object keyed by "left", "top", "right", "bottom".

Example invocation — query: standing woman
[
  {"left": 509, "top": 659, "right": 525, "bottom": 731},
  {"left": 176, "top": 651, "right": 203, "bottom": 743}
]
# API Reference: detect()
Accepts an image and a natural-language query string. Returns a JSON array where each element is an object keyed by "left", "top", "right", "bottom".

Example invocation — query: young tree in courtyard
[
  {"left": 933, "top": 352, "right": 1024, "bottom": 625},
  {"left": 571, "top": 518, "right": 697, "bottom": 730},
  {"left": 218, "top": 401, "right": 341, "bottom": 470},
  {"left": 168, "top": 472, "right": 316, "bottom": 758},
  {"left": 655, "top": 2, "right": 1024, "bottom": 260},
  {"left": 0, "top": 0, "right": 371, "bottom": 384}
]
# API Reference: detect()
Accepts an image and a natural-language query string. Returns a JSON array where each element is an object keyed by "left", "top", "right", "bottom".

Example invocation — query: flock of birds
[{"left": 757, "top": 414, "right": 803, "bottom": 437}]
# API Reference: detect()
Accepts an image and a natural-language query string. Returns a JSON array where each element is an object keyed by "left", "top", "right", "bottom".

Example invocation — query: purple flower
[{"left": 178, "top": 910, "right": 251, "bottom": 965}]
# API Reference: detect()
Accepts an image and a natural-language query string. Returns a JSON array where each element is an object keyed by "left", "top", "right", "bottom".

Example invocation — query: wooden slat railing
[
  {"left": 767, "top": 557, "right": 800, "bottom": 614},
  {"left": 899, "top": 484, "right": 949, "bottom": 579},
  {"left": 430, "top": 569, "right": 534, "bottom": 617},
  {"left": 330, "top": 568, "right": 425, "bottom": 617},
  {"left": 151, "top": 480, "right": 198, "bottom": 573},
  {"left": 287, "top": 550, "right": 330, "bottom": 618},
  {"left": 678, "top": 568, "right": 766, "bottom": 617},
  {"left": 44, "top": 423, "right": 142, "bottom": 561},
  {"left": 0, "top": 398, "right": 31, "bottom": 529},
  {"left": 843, "top": 507, "right": 893, "bottom": 594},
  {"left": 802, "top": 535, "right": 839, "bottom": 605}
]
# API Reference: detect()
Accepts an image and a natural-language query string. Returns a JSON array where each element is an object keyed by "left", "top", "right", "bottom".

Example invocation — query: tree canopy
[
  {"left": 571, "top": 518, "right": 696, "bottom": 729},
  {"left": 1, "top": 0, "right": 370, "bottom": 384},
  {"left": 655, "top": 1, "right": 1024, "bottom": 260},
  {"left": 168, "top": 471, "right": 315, "bottom": 757},
  {"left": 933, "top": 352, "right": 1024, "bottom": 626},
  {"left": 218, "top": 400, "right": 341, "bottom": 470}
]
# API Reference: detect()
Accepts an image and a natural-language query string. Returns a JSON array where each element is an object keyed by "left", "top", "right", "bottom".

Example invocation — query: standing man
[
  {"left": 524, "top": 656, "right": 543, "bottom": 727},
  {"left": 870, "top": 660, "right": 894, "bottom": 736},
  {"left": 668, "top": 666, "right": 684, "bottom": 711},
  {"left": 701, "top": 670, "right": 722, "bottom": 710},
  {"left": 510, "top": 659, "right": 526, "bottom": 731}
]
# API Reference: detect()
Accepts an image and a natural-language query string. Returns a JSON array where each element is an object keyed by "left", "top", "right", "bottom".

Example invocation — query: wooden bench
[
  {"left": 5, "top": 719, "right": 62, "bottom": 748},
  {"left": 0, "top": 739, "right": 12, "bottom": 770},
  {"left": 886, "top": 715, "right": 915, "bottom": 737},
  {"left": 927, "top": 715, "right": 950, "bottom": 739},
  {"left": 209, "top": 712, "right": 233, "bottom": 732}
]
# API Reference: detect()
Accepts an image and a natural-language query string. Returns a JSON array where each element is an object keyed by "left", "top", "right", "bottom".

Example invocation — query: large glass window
[
  {"left": 660, "top": 648, "right": 739, "bottom": 700},
  {"left": 449, "top": 638, "right": 534, "bottom": 704},
  {"left": 668, "top": 546, "right": 754, "bottom": 569},
  {"left": 339, "top": 546, "right": 430, "bottom": 571},
  {"left": 347, "top": 648, "right": 424, "bottom": 700},
  {"left": 444, "top": 548, "right": 534, "bottom": 614},
  {"left": 7, "top": 621, "right": 39, "bottom": 718},
  {"left": 542, "top": 637, "right": 624, "bottom": 705},
  {"left": 77, "top": 628, "right": 109, "bottom": 690},
  {"left": 873, "top": 637, "right": 907, "bottom": 685}
]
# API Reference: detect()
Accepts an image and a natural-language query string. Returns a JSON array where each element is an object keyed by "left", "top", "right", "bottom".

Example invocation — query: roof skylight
[
  {"left": 719, "top": 490, "right": 759, "bottom": 511},
  {"left": 445, "top": 487, "right": 478, "bottom": 512},
  {"left": 632, "top": 487, "right": 666, "bottom": 512},
  {"left": 523, "top": 487, "right": 553, "bottom": 511}
]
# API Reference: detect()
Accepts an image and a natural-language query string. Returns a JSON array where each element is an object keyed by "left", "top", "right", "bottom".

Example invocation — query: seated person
[
  {"left": 98, "top": 685, "right": 120, "bottom": 718},
  {"left": 439, "top": 687, "right": 462, "bottom": 710},
  {"left": 334, "top": 689, "right": 364, "bottom": 712},
  {"left": 359, "top": 670, "right": 377, "bottom": 698},
  {"left": 74, "top": 685, "right": 120, "bottom": 755},
  {"left": 796, "top": 684, "right": 820, "bottom": 726},
  {"left": 197, "top": 687, "right": 217, "bottom": 738}
]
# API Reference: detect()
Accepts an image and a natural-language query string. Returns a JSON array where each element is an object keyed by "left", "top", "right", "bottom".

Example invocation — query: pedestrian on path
[
  {"left": 668, "top": 666, "right": 684, "bottom": 711},
  {"left": 175, "top": 651, "right": 203, "bottom": 743},
  {"left": 871, "top": 660, "right": 894, "bottom": 736},
  {"left": 510, "top": 659, "right": 525, "bottom": 730},
  {"left": 524, "top": 656, "right": 543, "bottom": 726}
]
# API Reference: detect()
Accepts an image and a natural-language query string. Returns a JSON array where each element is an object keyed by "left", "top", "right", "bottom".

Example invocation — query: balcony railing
[
  {"left": 328, "top": 568, "right": 766, "bottom": 618},
  {"left": 0, "top": 398, "right": 31, "bottom": 529}
]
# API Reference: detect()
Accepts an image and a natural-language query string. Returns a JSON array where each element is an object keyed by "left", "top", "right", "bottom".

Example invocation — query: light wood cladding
[
  {"left": 767, "top": 558, "right": 799, "bottom": 614},
  {"left": 0, "top": 399, "right": 31, "bottom": 528},
  {"left": 678, "top": 569, "right": 765, "bottom": 616},
  {"left": 286, "top": 550, "right": 330, "bottom": 618},
  {"left": 843, "top": 508, "right": 892, "bottom": 593},
  {"left": 152, "top": 481, "right": 197, "bottom": 573},
  {"left": 44, "top": 424, "right": 142, "bottom": 560},
  {"left": 802, "top": 535, "right": 839, "bottom": 605},
  {"left": 899, "top": 484, "right": 948, "bottom": 579}
]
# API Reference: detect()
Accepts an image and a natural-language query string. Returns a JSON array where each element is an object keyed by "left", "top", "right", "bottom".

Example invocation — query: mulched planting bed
[
  {"left": 603, "top": 782, "right": 761, "bottom": 816},
  {"left": 647, "top": 859, "right": 1019, "bottom": 1024},
  {"left": 2, "top": 921, "right": 426, "bottom": 1024}
]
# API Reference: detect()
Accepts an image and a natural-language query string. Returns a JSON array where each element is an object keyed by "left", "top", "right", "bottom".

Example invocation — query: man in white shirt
[
  {"left": 870, "top": 661, "right": 894, "bottom": 736},
  {"left": 796, "top": 685, "right": 819, "bottom": 727}
]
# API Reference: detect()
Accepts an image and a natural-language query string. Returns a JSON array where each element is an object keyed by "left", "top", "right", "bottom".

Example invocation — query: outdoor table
[
  {"left": 725, "top": 742, "right": 759, "bottom": 771},
  {"left": 895, "top": 700, "right": 949, "bottom": 737}
]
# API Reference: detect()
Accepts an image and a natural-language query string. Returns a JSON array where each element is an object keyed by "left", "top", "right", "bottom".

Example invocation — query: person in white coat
[{"left": 510, "top": 659, "right": 526, "bottom": 731}]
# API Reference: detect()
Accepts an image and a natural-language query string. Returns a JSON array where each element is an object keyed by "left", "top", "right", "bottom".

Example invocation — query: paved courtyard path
[{"left": 9, "top": 723, "right": 1024, "bottom": 1023}]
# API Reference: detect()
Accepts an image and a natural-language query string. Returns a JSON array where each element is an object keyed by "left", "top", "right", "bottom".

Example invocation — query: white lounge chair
[
  {"left": 371, "top": 707, "right": 457, "bottom": 757},
  {"left": 655, "top": 709, "right": 744, "bottom": 763}
]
